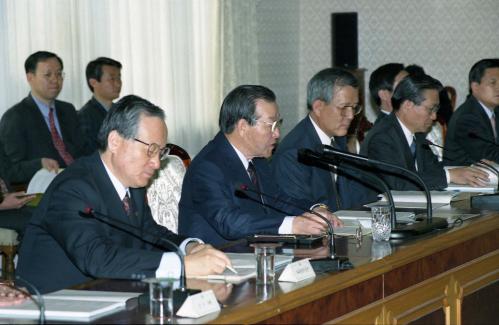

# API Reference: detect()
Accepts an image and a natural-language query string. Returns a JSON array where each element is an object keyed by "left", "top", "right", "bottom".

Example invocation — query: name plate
[
  {"left": 278, "top": 259, "right": 316, "bottom": 282},
  {"left": 176, "top": 290, "right": 220, "bottom": 318}
]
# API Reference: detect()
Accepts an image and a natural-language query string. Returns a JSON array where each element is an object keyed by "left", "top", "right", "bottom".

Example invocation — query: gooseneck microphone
[
  {"left": 78, "top": 208, "right": 200, "bottom": 312},
  {"left": 235, "top": 183, "right": 339, "bottom": 259}
]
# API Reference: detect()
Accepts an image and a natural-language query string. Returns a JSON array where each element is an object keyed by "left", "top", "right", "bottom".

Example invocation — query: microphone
[
  {"left": 298, "top": 148, "right": 398, "bottom": 229},
  {"left": 235, "top": 183, "right": 341, "bottom": 260},
  {"left": 78, "top": 208, "right": 200, "bottom": 313},
  {"left": 468, "top": 132, "right": 499, "bottom": 146},
  {"left": 320, "top": 145, "right": 448, "bottom": 236}
]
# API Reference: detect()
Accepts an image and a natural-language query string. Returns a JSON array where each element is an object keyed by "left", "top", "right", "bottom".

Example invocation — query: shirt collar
[
  {"left": 309, "top": 115, "right": 333, "bottom": 145},
  {"left": 101, "top": 157, "right": 129, "bottom": 200},
  {"left": 31, "top": 92, "right": 55, "bottom": 115},
  {"left": 477, "top": 99, "right": 495, "bottom": 119},
  {"left": 93, "top": 96, "right": 112, "bottom": 111},
  {"left": 396, "top": 115, "right": 415, "bottom": 147},
  {"left": 230, "top": 142, "right": 250, "bottom": 170}
]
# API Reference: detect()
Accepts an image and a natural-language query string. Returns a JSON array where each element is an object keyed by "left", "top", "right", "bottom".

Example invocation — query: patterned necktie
[
  {"left": 122, "top": 192, "right": 132, "bottom": 216},
  {"left": 329, "top": 138, "right": 342, "bottom": 210},
  {"left": 49, "top": 107, "right": 74, "bottom": 166},
  {"left": 247, "top": 160, "right": 264, "bottom": 204},
  {"left": 491, "top": 114, "right": 497, "bottom": 142}
]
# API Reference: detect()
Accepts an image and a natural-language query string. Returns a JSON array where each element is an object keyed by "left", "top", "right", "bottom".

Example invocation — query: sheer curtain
[{"left": 0, "top": 0, "right": 221, "bottom": 156}]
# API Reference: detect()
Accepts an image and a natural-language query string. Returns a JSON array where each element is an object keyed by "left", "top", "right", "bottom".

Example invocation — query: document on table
[
  {"left": 26, "top": 168, "right": 62, "bottom": 194},
  {"left": 0, "top": 290, "right": 140, "bottom": 322},
  {"left": 366, "top": 190, "right": 461, "bottom": 209},
  {"left": 335, "top": 210, "right": 416, "bottom": 236},
  {"left": 190, "top": 253, "right": 293, "bottom": 284}
]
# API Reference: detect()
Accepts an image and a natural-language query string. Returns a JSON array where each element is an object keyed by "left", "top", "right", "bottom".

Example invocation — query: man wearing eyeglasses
[
  {"left": 360, "top": 74, "right": 488, "bottom": 191},
  {"left": 272, "top": 68, "right": 375, "bottom": 212},
  {"left": 178, "top": 85, "right": 342, "bottom": 246},
  {"left": 17, "top": 95, "right": 231, "bottom": 293},
  {"left": 0, "top": 51, "right": 85, "bottom": 184}
]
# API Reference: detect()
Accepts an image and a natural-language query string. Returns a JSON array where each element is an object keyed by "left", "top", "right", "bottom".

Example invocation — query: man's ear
[
  {"left": 89, "top": 78, "right": 99, "bottom": 89},
  {"left": 235, "top": 118, "right": 251, "bottom": 136},
  {"left": 470, "top": 81, "right": 480, "bottom": 95},
  {"left": 311, "top": 99, "right": 325, "bottom": 117},
  {"left": 107, "top": 130, "right": 123, "bottom": 153}
]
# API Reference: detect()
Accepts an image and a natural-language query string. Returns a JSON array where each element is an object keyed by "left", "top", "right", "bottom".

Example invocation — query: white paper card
[
  {"left": 278, "top": 259, "right": 315, "bottom": 282},
  {"left": 176, "top": 290, "right": 220, "bottom": 318}
]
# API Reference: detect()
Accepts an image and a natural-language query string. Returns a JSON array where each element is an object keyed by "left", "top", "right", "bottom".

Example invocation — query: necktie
[
  {"left": 329, "top": 138, "right": 342, "bottom": 210},
  {"left": 49, "top": 107, "right": 74, "bottom": 166},
  {"left": 491, "top": 115, "right": 497, "bottom": 142},
  {"left": 410, "top": 137, "right": 417, "bottom": 170},
  {"left": 247, "top": 160, "right": 264, "bottom": 204},
  {"left": 122, "top": 192, "right": 132, "bottom": 216}
]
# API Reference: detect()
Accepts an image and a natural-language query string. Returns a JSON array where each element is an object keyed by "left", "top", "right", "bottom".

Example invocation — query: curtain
[{"left": 0, "top": 0, "right": 221, "bottom": 156}]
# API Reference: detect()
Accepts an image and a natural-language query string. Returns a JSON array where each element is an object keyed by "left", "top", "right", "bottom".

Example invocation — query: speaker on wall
[{"left": 331, "top": 12, "right": 358, "bottom": 69}]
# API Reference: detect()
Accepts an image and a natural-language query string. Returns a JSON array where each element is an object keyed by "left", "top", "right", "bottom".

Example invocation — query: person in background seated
[
  {"left": 79, "top": 57, "right": 122, "bottom": 154},
  {"left": 0, "top": 51, "right": 85, "bottom": 184},
  {"left": 178, "top": 85, "right": 342, "bottom": 246},
  {"left": 17, "top": 95, "right": 231, "bottom": 294},
  {"left": 272, "top": 68, "right": 376, "bottom": 212},
  {"left": 360, "top": 74, "right": 488, "bottom": 191},
  {"left": 444, "top": 58, "right": 499, "bottom": 165},
  {"left": 368, "top": 63, "right": 408, "bottom": 125}
]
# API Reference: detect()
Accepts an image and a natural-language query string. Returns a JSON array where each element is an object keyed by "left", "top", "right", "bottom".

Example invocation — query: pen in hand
[{"left": 226, "top": 265, "right": 238, "bottom": 274}]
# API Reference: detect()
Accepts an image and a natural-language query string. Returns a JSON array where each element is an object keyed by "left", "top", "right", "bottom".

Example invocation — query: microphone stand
[
  {"left": 321, "top": 145, "right": 448, "bottom": 236},
  {"left": 79, "top": 209, "right": 200, "bottom": 313}
]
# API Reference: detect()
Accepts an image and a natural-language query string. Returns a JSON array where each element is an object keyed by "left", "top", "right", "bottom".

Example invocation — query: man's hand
[
  {"left": 41, "top": 158, "right": 59, "bottom": 172},
  {"left": 0, "top": 284, "right": 27, "bottom": 307},
  {"left": 449, "top": 166, "right": 489, "bottom": 187},
  {"left": 292, "top": 213, "right": 328, "bottom": 235},
  {"left": 0, "top": 192, "right": 35, "bottom": 210},
  {"left": 184, "top": 244, "right": 232, "bottom": 277},
  {"left": 312, "top": 206, "right": 343, "bottom": 228}
]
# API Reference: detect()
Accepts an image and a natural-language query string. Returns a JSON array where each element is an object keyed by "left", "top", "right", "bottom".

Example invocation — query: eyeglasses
[
  {"left": 38, "top": 71, "right": 65, "bottom": 81},
  {"left": 253, "top": 118, "right": 283, "bottom": 133},
  {"left": 134, "top": 138, "right": 170, "bottom": 160},
  {"left": 333, "top": 104, "right": 363, "bottom": 116},
  {"left": 418, "top": 104, "right": 440, "bottom": 114}
]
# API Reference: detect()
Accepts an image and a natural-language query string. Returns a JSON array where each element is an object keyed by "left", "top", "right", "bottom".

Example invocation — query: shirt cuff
[
  {"left": 278, "top": 216, "right": 294, "bottom": 234},
  {"left": 179, "top": 237, "right": 203, "bottom": 254},
  {"left": 444, "top": 166, "right": 451, "bottom": 184},
  {"left": 155, "top": 237, "right": 204, "bottom": 278}
]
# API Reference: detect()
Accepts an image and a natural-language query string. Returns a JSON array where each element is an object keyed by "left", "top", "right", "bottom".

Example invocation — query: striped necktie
[{"left": 49, "top": 107, "right": 74, "bottom": 166}]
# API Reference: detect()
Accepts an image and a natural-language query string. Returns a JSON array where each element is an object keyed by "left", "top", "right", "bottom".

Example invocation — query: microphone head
[
  {"left": 234, "top": 183, "right": 249, "bottom": 191},
  {"left": 79, "top": 208, "right": 94, "bottom": 218}
]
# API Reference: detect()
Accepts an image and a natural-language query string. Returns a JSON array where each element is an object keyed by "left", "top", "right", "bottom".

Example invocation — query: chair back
[
  {"left": 166, "top": 143, "right": 191, "bottom": 168},
  {"left": 147, "top": 155, "right": 186, "bottom": 233}
]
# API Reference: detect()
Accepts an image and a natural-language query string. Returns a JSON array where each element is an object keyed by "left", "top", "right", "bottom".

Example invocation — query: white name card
[
  {"left": 278, "top": 259, "right": 315, "bottom": 282},
  {"left": 176, "top": 290, "right": 220, "bottom": 318}
]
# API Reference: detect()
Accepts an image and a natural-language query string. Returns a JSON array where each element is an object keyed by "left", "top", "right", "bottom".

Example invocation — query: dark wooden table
[{"left": 76, "top": 200, "right": 499, "bottom": 324}]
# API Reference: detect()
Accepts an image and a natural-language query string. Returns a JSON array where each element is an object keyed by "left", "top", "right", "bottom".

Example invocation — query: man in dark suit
[
  {"left": 0, "top": 51, "right": 85, "bottom": 184},
  {"left": 444, "top": 58, "right": 499, "bottom": 165},
  {"left": 272, "top": 68, "right": 376, "bottom": 211},
  {"left": 17, "top": 95, "right": 231, "bottom": 294},
  {"left": 178, "top": 85, "right": 341, "bottom": 246},
  {"left": 79, "top": 57, "right": 122, "bottom": 154},
  {"left": 360, "top": 74, "right": 488, "bottom": 191},
  {"left": 368, "top": 63, "right": 407, "bottom": 124}
]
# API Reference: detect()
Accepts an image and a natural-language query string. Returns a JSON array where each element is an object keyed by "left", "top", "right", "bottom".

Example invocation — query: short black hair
[
  {"left": 404, "top": 64, "right": 425, "bottom": 76},
  {"left": 306, "top": 68, "right": 358, "bottom": 111},
  {"left": 24, "top": 51, "right": 63, "bottom": 73},
  {"left": 97, "top": 95, "right": 164, "bottom": 151},
  {"left": 391, "top": 74, "right": 443, "bottom": 111},
  {"left": 369, "top": 63, "right": 405, "bottom": 106},
  {"left": 85, "top": 57, "right": 122, "bottom": 92},
  {"left": 468, "top": 58, "right": 499, "bottom": 94},
  {"left": 219, "top": 85, "right": 276, "bottom": 134}
]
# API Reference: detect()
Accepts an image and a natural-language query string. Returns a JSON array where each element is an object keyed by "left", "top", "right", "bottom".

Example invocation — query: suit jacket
[
  {"left": 444, "top": 95, "right": 499, "bottom": 165},
  {"left": 272, "top": 117, "right": 376, "bottom": 211},
  {"left": 178, "top": 132, "right": 307, "bottom": 246},
  {"left": 0, "top": 95, "right": 85, "bottom": 183},
  {"left": 360, "top": 113, "right": 447, "bottom": 191},
  {"left": 17, "top": 152, "right": 185, "bottom": 294},
  {"left": 374, "top": 110, "right": 389, "bottom": 125},
  {"left": 78, "top": 97, "right": 109, "bottom": 155}
]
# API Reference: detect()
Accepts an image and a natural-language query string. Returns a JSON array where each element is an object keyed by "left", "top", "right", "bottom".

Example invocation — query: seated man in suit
[
  {"left": 444, "top": 58, "right": 499, "bottom": 165},
  {"left": 0, "top": 51, "right": 85, "bottom": 184},
  {"left": 17, "top": 95, "right": 231, "bottom": 294},
  {"left": 272, "top": 68, "right": 376, "bottom": 211},
  {"left": 178, "top": 85, "right": 342, "bottom": 246},
  {"left": 360, "top": 74, "right": 488, "bottom": 191},
  {"left": 369, "top": 63, "right": 407, "bottom": 124},
  {"left": 79, "top": 57, "right": 123, "bottom": 154}
]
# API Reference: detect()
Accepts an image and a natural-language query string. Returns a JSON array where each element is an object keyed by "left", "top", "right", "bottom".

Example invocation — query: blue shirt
[{"left": 31, "top": 93, "right": 63, "bottom": 138}]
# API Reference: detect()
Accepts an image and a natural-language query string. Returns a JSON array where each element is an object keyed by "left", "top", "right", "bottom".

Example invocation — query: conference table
[{"left": 76, "top": 199, "right": 498, "bottom": 324}]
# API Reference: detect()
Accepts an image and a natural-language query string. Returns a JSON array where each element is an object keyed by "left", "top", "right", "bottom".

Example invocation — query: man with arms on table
[
  {"left": 17, "top": 95, "right": 231, "bottom": 294},
  {"left": 360, "top": 74, "right": 488, "bottom": 191},
  {"left": 178, "top": 85, "right": 341, "bottom": 246}
]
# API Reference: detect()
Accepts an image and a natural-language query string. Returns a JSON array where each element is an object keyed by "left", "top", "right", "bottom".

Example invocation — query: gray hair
[{"left": 306, "top": 68, "right": 358, "bottom": 110}]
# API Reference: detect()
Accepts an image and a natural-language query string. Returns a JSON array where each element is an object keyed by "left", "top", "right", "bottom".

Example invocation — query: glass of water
[
  {"left": 143, "top": 278, "right": 174, "bottom": 320},
  {"left": 370, "top": 205, "right": 392, "bottom": 241}
]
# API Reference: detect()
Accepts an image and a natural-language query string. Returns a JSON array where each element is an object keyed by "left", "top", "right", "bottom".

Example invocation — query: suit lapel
[{"left": 25, "top": 96, "right": 53, "bottom": 143}]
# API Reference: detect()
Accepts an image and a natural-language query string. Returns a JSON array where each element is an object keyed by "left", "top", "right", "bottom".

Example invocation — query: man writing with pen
[{"left": 17, "top": 95, "right": 232, "bottom": 294}]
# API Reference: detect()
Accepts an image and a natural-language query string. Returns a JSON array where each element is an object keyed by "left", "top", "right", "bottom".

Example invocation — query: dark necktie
[
  {"left": 490, "top": 114, "right": 497, "bottom": 142},
  {"left": 329, "top": 138, "right": 342, "bottom": 210},
  {"left": 410, "top": 137, "right": 417, "bottom": 166},
  {"left": 49, "top": 107, "right": 74, "bottom": 166},
  {"left": 247, "top": 160, "right": 264, "bottom": 204},
  {"left": 122, "top": 192, "right": 132, "bottom": 216}
]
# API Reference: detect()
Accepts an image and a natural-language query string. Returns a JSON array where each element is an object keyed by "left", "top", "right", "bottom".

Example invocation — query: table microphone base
[
  {"left": 390, "top": 217, "right": 448, "bottom": 239},
  {"left": 309, "top": 256, "right": 353, "bottom": 274},
  {"left": 138, "top": 287, "right": 202, "bottom": 314}
]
